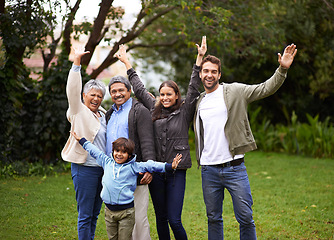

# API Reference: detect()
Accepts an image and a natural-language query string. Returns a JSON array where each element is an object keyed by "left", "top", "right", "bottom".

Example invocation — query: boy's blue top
[{"left": 79, "top": 138, "right": 172, "bottom": 206}]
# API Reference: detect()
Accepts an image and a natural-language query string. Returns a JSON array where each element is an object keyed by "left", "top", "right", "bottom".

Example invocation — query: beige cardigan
[{"left": 61, "top": 69, "right": 105, "bottom": 163}]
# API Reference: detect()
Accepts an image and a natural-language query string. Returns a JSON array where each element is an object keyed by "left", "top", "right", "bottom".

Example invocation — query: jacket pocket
[
  {"left": 173, "top": 145, "right": 190, "bottom": 151},
  {"left": 75, "top": 146, "right": 87, "bottom": 155}
]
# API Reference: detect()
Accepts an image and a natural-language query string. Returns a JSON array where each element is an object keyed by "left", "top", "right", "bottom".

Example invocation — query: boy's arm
[
  {"left": 135, "top": 154, "right": 182, "bottom": 173},
  {"left": 70, "top": 131, "right": 109, "bottom": 167}
]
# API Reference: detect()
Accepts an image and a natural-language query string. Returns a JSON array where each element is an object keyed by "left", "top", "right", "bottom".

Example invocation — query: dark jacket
[
  {"left": 105, "top": 98, "right": 155, "bottom": 163},
  {"left": 127, "top": 65, "right": 201, "bottom": 169}
]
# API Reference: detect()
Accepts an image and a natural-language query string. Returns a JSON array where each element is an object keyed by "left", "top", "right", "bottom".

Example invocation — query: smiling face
[
  {"left": 159, "top": 86, "right": 178, "bottom": 108},
  {"left": 109, "top": 82, "right": 131, "bottom": 109},
  {"left": 82, "top": 88, "right": 103, "bottom": 113},
  {"left": 200, "top": 61, "right": 221, "bottom": 93},
  {"left": 113, "top": 148, "right": 130, "bottom": 164}
]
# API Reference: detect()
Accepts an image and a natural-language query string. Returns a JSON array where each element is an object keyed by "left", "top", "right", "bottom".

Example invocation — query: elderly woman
[{"left": 61, "top": 47, "right": 106, "bottom": 240}]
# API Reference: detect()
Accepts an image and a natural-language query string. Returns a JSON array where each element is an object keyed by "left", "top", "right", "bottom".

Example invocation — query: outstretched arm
[
  {"left": 195, "top": 36, "right": 207, "bottom": 66},
  {"left": 278, "top": 44, "right": 297, "bottom": 69},
  {"left": 66, "top": 46, "right": 90, "bottom": 116},
  {"left": 183, "top": 37, "right": 206, "bottom": 123},
  {"left": 116, "top": 44, "right": 156, "bottom": 109}
]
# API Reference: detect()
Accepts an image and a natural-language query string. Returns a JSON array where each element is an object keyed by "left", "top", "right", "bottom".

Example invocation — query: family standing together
[{"left": 61, "top": 36, "right": 297, "bottom": 240}]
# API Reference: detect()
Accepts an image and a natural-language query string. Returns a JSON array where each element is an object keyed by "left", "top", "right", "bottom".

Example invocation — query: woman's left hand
[
  {"left": 116, "top": 44, "right": 129, "bottom": 63},
  {"left": 115, "top": 44, "right": 132, "bottom": 70},
  {"left": 172, "top": 153, "right": 182, "bottom": 169},
  {"left": 70, "top": 131, "right": 81, "bottom": 141}
]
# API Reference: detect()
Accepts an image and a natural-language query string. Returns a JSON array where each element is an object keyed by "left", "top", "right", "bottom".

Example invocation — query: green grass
[{"left": 0, "top": 151, "right": 333, "bottom": 239}]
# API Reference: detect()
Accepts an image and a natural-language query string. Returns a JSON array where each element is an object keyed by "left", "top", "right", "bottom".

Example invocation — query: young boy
[{"left": 70, "top": 131, "right": 182, "bottom": 240}]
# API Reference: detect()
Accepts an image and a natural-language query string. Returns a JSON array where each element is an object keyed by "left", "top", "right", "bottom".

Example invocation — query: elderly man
[{"left": 106, "top": 76, "right": 155, "bottom": 240}]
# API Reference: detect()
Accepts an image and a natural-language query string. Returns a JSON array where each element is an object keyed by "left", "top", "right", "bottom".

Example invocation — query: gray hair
[
  {"left": 108, "top": 75, "right": 131, "bottom": 92},
  {"left": 83, "top": 79, "right": 106, "bottom": 97}
]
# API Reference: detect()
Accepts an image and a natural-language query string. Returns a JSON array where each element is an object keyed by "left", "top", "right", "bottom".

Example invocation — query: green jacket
[{"left": 193, "top": 66, "right": 288, "bottom": 166}]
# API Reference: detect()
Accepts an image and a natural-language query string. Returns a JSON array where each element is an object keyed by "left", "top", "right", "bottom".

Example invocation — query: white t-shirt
[{"left": 198, "top": 85, "right": 244, "bottom": 165}]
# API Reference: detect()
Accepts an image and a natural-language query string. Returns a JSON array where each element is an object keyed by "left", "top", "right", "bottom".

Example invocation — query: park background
[{"left": 0, "top": 0, "right": 333, "bottom": 239}]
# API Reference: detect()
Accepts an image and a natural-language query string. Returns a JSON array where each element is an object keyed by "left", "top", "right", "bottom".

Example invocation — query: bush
[
  {"left": 251, "top": 108, "right": 334, "bottom": 158},
  {"left": 0, "top": 159, "right": 71, "bottom": 179}
]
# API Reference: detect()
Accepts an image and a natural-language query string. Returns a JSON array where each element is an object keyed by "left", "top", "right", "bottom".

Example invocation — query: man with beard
[
  {"left": 193, "top": 44, "right": 297, "bottom": 240},
  {"left": 106, "top": 76, "right": 155, "bottom": 240}
]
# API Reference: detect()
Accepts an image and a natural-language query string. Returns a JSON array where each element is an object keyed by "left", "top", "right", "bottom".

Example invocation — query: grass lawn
[{"left": 0, "top": 151, "right": 333, "bottom": 239}]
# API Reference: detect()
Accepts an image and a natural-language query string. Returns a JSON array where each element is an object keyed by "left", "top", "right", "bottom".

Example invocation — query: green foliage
[
  {"left": 251, "top": 107, "right": 334, "bottom": 158},
  {"left": 132, "top": 0, "right": 232, "bottom": 92},
  {"left": 0, "top": 160, "right": 71, "bottom": 179},
  {"left": 273, "top": 0, "right": 334, "bottom": 121},
  {"left": 0, "top": 0, "right": 60, "bottom": 163},
  {"left": 0, "top": 39, "right": 6, "bottom": 68},
  {"left": 0, "top": 1, "right": 55, "bottom": 58},
  {"left": 136, "top": 0, "right": 334, "bottom": 124},
  {"left": 2, "top": 0, "right": 334, "bottom": 165},
  {"left": 32, "top": 53, "right": 72, "bottom": 163}
]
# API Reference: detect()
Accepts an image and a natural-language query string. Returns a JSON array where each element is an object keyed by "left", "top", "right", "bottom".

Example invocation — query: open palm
[{"left": 278, "top": 44, "right": 297, "bottom": 69}]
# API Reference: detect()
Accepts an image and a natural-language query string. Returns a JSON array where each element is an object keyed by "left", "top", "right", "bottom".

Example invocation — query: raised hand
[
  {"left": 72, "top": 46, "right": 90, "bottom": 66},
  {"left": 278, "top": 43, "right": 297, "bottom": 69},
  {"left": 196, "top": 36, "right": 207, "bottom": 57},
  {"left": 196, "top": 36, "right": 207, "bottom": 66},
  {"left": 116, "top": 44, "right": 132, "bottom": 70},
  {"left": 172, "top": 153, "right": 182, "bottom": 169}
]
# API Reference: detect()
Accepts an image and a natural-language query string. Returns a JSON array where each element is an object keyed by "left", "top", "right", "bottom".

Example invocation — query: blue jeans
[
  {"left": 71, "top": 163, "right": 103, "bottom": 240},
  {"left": 149, "top": 170, "right": 188, "bottom": 240},
  {"left": 201, "top": 163, "right": 256, "bottom": 240}
]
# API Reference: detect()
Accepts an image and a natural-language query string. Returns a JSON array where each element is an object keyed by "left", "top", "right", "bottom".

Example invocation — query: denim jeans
[
  {"left": 71, "top": 163, "right": 104, "bottom": 240},
  {"left": 149, "top": 170, "right": 188, "bottom": 240},
  {"left": 201, "top": 163, "right": 256, "bottom": 240}
]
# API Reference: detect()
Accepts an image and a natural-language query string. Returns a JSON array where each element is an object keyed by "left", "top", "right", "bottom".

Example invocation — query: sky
[{"left": 74, "top": 0, "right": 141, "bottom": 22}]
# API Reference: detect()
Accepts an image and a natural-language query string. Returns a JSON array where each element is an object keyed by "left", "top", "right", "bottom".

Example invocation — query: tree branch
[
  {"left": 322, "top": 0, "right": 334, "bottom": 11},
  {"left": 81, "top": 0, "right": 115, "bottom": 66},
  {"left": 89, "top": 5, "right": 177, "bottom": 79},
  {"left": 42, "top": 36, "right": 61, "bottom": 72},
  {"left": 63, "top": 0, "right": 82, "bottom": 55}
]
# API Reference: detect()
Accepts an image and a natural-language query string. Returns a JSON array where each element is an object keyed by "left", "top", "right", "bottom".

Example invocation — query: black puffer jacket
[{"left": 127, "top": 65, "right": 201, "bottom": 169}]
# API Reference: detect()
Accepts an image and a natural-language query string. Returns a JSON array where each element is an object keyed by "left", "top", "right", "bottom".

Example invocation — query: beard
[{"left": 202, "top": 77, "right": 219, "bottom": 91}]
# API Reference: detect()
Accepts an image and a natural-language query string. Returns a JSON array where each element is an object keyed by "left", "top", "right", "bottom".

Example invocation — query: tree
[
  {"left": 1, "top": 0, "right": 333, "bottom": 164},
  {"left": 0, "top": 0, "right": 56, "bottom": 162},
  {"left": 0, "top": 0, "right": 231, "bottom": 163}
]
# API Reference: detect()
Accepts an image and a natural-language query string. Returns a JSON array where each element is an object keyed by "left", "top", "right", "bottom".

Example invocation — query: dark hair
[
  {"left": 200, "top": 55, "right": 221, "bottom": 74},
  {"left": 112, "top": 137, "right": 135, "bottom": 156},
  {"left": 108, "top": 75, "right": 131, "bottom": 92},
  {"left": 152, "top": 80, "right": 182, "bottom": 121}
]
